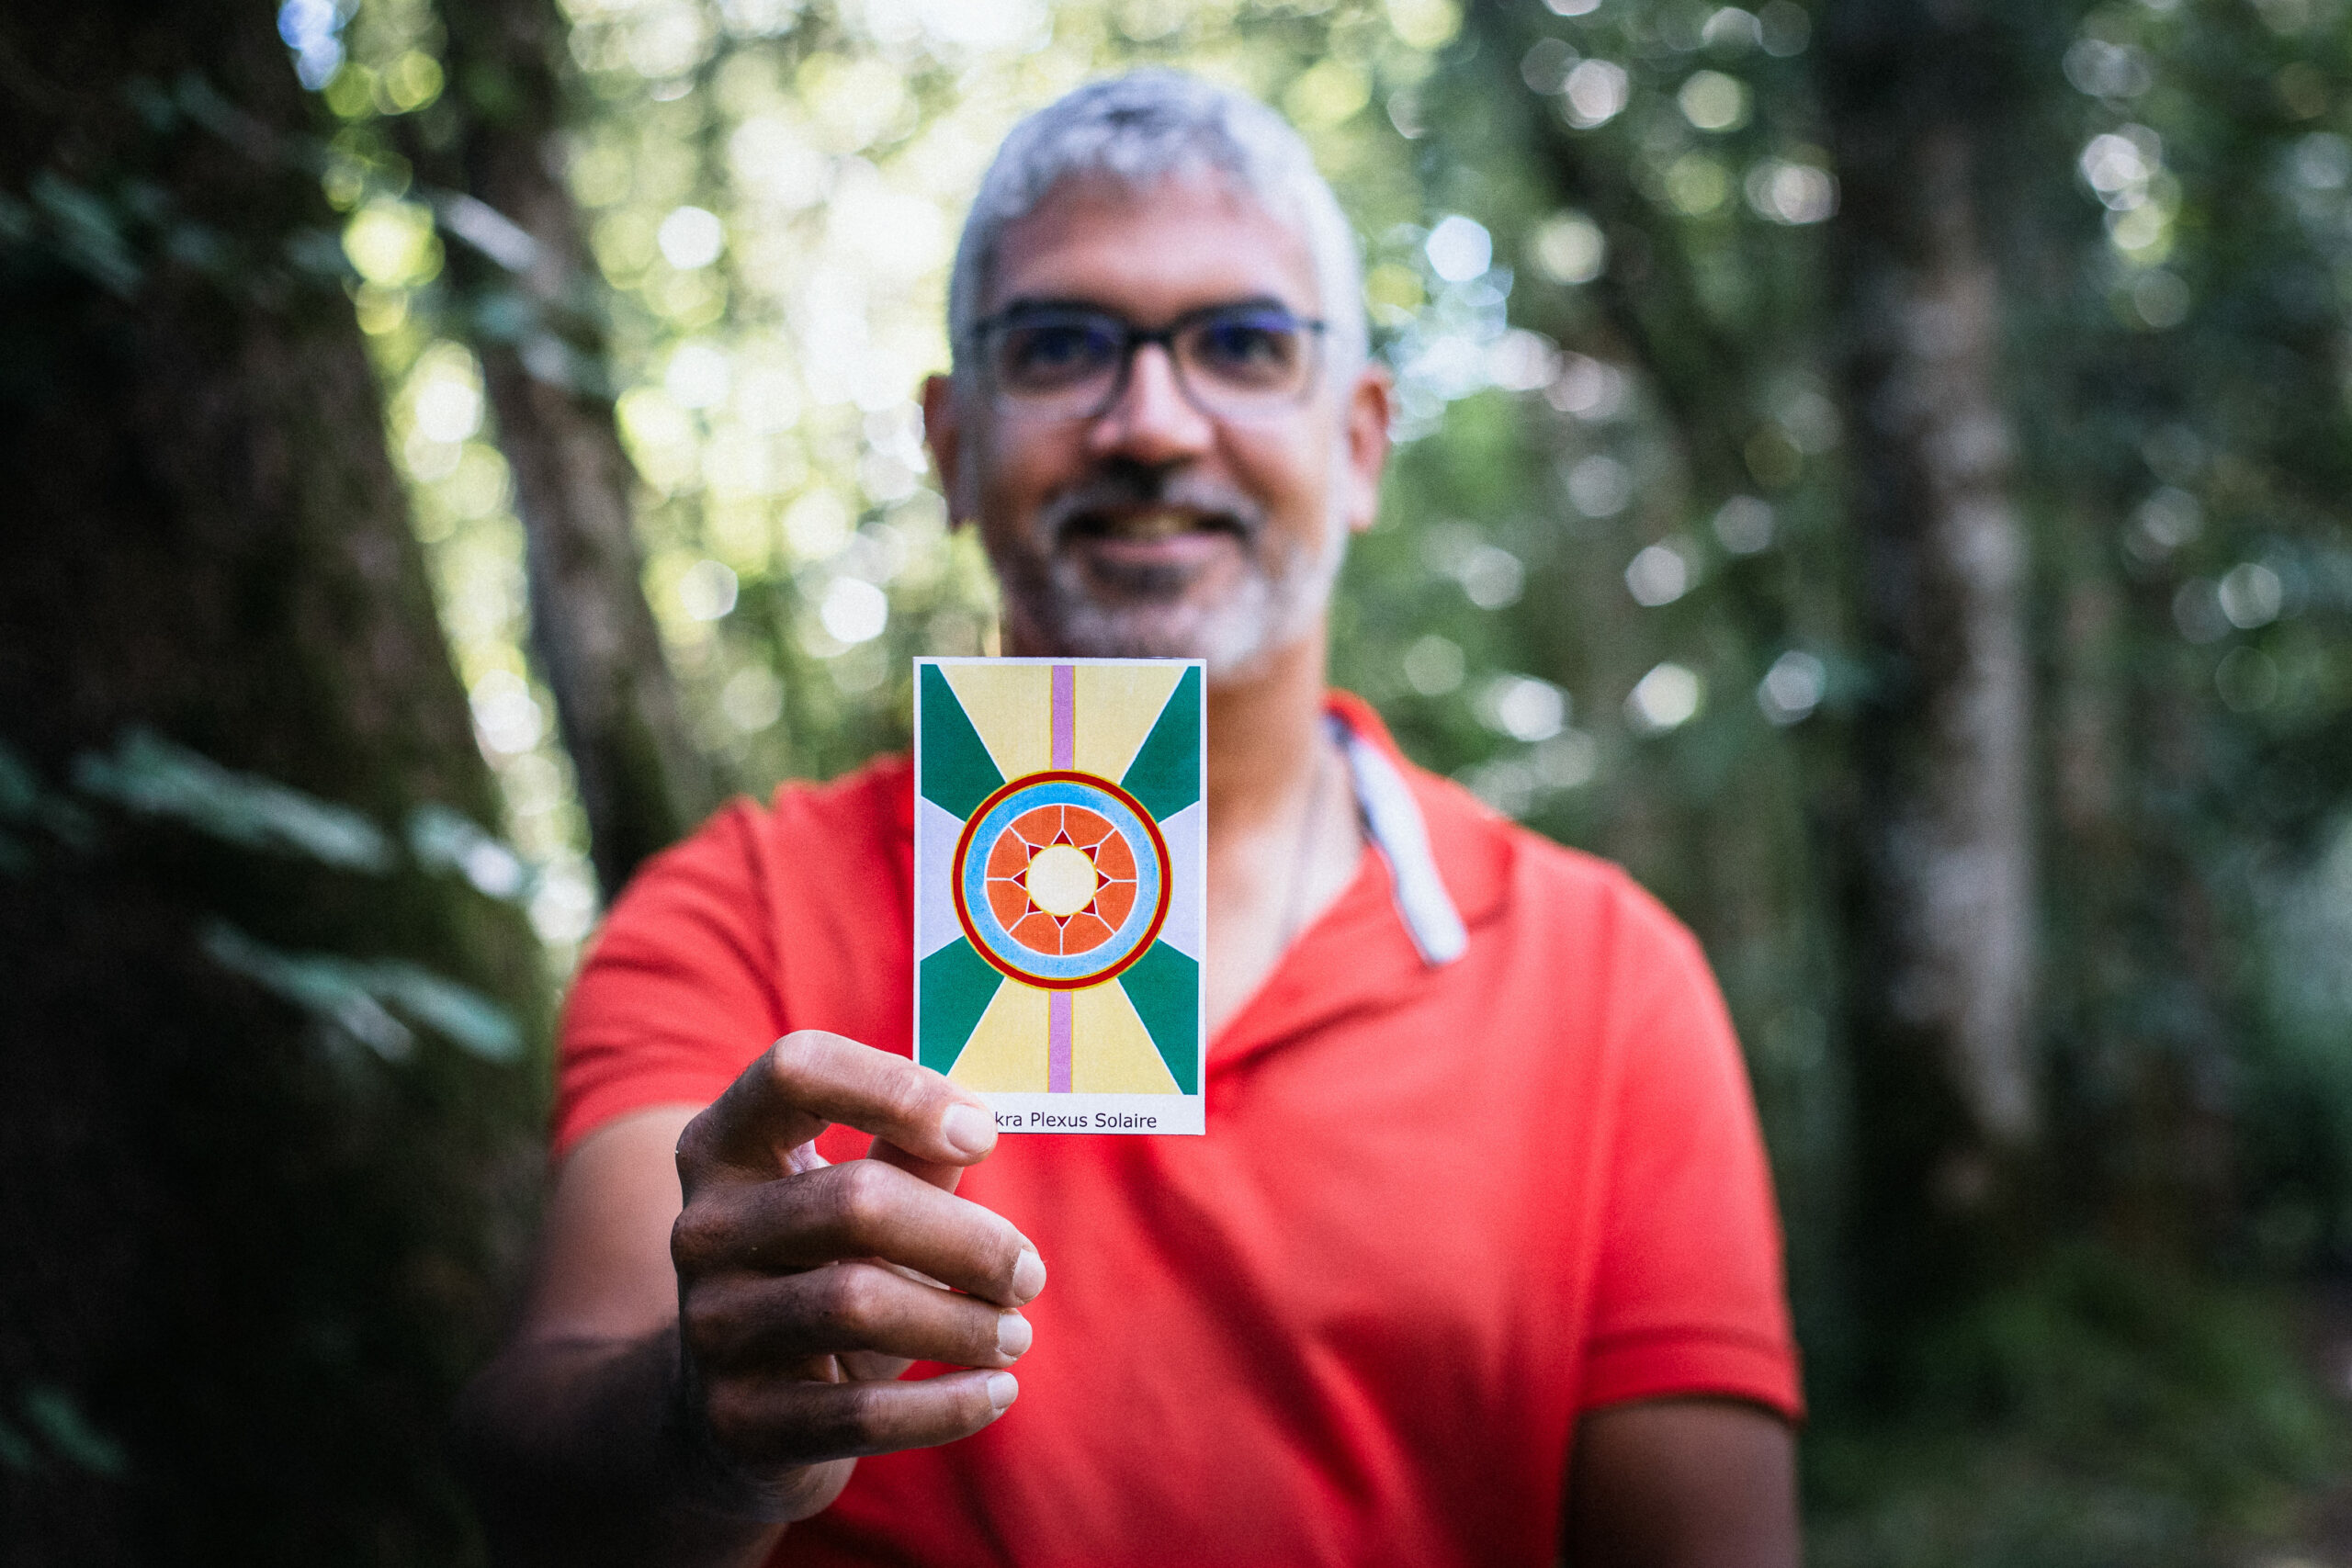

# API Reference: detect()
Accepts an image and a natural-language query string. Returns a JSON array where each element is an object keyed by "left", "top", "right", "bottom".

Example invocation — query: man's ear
[
  {"left": 1339, "top": 359, "right": 1394, "bottom": 536},
  {"left": 922, "top": 373, "right": 977, "bottom": 526}
]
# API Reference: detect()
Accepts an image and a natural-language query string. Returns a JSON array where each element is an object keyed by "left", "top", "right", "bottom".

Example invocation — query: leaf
[
  {"left": 200, "top": 921, "right": 522, "bottom": 1064},
  {"left": 0, "top": 739, "right": 40, "bottom": 820},
  {"left": 405, "top": 803, "right": 530, "bottom": 900},
  {"left": 0, "top": 738, "right": 96, "bottom": 852},
  {"left": 367, "top": 961, "right": 524, "bottom": 1062},
  {"left": 74, "top": 728, "right": 393, "bottom": 874},
  {"left": 20, "top": 1386, "right": 127, "bottom": 1477},
  {"left": 201, "top": 922, "right": 413, "bottom": 1060},
  {"left": 28, "top": 172, "right": 141, "bottom": 297}
]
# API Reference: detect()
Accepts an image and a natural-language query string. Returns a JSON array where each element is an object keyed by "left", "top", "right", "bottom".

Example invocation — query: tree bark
[
  {"left": 0, "top": 5, "right": 544, "bottom": 1560},
  {"left": 408, "top": 0, "right": 717, "bottom": 897},
  {"left": 1818, "top": 0, "right": 2040, "bottom": 1343}
]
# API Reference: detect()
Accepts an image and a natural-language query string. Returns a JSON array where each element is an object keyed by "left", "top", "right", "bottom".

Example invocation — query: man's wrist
[{"left": 660, "top": 1333, "right": 817, "bottom": 1526}]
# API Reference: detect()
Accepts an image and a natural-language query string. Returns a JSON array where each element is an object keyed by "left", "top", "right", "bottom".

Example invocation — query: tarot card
[{"left": 913, "top": 658, "right": 1206, "bottom": 1136}]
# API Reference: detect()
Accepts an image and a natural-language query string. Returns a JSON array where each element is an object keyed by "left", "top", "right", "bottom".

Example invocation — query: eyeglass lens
[{"left": 985, "top": 308, "right": 1319, "bottom": 421}]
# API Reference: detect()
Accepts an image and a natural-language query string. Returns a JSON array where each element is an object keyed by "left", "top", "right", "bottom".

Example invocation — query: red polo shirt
[{"left": 555, "top": 695, "right": 1801, "bottom": 1567}]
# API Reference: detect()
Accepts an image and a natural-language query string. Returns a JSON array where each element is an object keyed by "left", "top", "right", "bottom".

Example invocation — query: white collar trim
[{"left": 1330, "top": 714, "right": 1468, "bottom": 967}]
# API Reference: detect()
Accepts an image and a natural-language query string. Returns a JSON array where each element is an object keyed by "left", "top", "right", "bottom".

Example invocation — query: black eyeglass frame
[{"left": 964, "top": 300, "right": 1332, "bottom": 423}]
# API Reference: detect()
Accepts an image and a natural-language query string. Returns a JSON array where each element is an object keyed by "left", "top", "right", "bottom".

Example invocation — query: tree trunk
[
  {"left": 1818, "top": 0, "right": 2040, "bottom": 1349},
  {"left": 0, "top": 4, "right": 544, "bottom": 1560},
  {"left": 408, "top": 0, "right": 717, "bottom": 897}
]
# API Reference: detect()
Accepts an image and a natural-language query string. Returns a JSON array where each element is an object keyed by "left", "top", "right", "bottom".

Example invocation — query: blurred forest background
[{"left": 7, "top": 0, "right": 2352, "bottom": 1562}]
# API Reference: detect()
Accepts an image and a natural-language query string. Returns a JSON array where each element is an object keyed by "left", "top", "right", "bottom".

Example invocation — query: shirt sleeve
[
  {"left": 1578, "top": 885, "right": 1804, "bottom": 1421},
  {"left": 549, "top": 802, "right": 784, "bottom": 1160}
]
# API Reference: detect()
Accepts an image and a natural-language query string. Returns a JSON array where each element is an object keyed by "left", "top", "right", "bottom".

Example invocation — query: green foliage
[
  {"left": 0, "top": 73, "right": 368, "bottom": 310},
  {"left": 4, "top": 3, "right": 560, "bottom": 1555},
  {"left": 74, "top": 727, "right": 397, "bottom": 874},
  {"left": 0, "top": 725, "right": 548, "bottom": 1561},
  {"left": 15, "top": 1389, "right": 130, "bottom": 1480},
  {"left": 202, "top": 920, "right": 525, "bottom": 1063},
  {"left": 1806, "top": 1252, "right": 2348, "bottom": 1567},
  {"left": 0, "top": 1387, "right": 130, "bottom": 1480},
  {"left": 12, "top": 728, "right": 535, "bottom": 1066},
  {"left": 1357, "top": 0, "right": 2352, "bottom": 1328}
]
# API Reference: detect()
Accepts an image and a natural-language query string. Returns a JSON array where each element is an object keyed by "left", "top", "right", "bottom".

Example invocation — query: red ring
[{"left": 950, "top": 771, "right": 1174, "bottom": 991}]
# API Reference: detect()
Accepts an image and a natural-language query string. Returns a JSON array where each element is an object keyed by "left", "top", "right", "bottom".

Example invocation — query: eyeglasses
[{"left": 967, "top": 302, "right": 1329, "bottom": 424}]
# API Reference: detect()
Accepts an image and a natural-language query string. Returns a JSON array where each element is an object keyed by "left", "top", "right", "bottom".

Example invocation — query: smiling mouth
[{"left": 1062, "top": 508, "right": 1247, "bottom": 546}]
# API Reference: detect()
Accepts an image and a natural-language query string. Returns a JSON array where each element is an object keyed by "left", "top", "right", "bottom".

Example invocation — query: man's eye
[
  {"left": 1001, "top": 324, "right": 1117, "bottom": 384},
  {"left": 1191, "top": 320, "right": 1298, "bottom": 381}
]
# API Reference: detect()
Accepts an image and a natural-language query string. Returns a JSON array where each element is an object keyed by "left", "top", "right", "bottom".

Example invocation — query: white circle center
[{"left": 1023, "top": 844, "right": 1099, "bottom": 918}]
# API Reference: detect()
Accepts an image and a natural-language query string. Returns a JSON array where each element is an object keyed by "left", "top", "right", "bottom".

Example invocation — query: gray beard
[{"left": 987, "top": 466, "right": 1347, "bottom": 681}]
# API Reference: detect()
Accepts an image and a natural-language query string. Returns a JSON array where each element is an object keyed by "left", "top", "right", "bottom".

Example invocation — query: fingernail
[
  {"left": 987, "top": 1371, "right": 1019, "bottom": 1412},
  {"left": 1011, "top": 1247, "right": 1047, "bottom": 1303},
  {"left": 941, "top": 1103, "right": 995, "bottom": 1157},
  {"left": 995, "top": 1313, "right": 1033, "bottom": 1359}
]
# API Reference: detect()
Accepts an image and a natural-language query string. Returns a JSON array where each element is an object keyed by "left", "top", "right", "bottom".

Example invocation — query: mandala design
[
  {"left": 952, "top": 772, "right": 1170, "bottom": 989},
  {"left": 916, "top": 659, "right": 1203, "bottom": 1097}
]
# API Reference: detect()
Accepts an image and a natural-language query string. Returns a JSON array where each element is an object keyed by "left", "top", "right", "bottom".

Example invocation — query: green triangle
[
  {"left": 919, "top": 664, "right": 1004, "bottom": 820},
  {"left": 1117, "top": 664, "right": 1201, "bottom": 818},
  {"left": 1117, "top": 943, "right": 1199, "bottom": 1095},
  {"left": 919, "top": 939, "right": 1003, "bottom": 1076}
]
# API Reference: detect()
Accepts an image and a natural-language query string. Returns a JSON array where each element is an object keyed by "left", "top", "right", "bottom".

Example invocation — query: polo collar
[{"left": 1329, "top": 705, "right": 1466, "bottom": 967}]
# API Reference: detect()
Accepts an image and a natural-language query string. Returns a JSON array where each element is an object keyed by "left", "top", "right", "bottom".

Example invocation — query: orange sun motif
[{"left": 982, "top": 804, "right": 1140, "bottom": 957}]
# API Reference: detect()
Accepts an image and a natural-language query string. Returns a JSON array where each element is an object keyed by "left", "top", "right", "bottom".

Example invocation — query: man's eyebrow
[
  {"left": 989, "top": 292, "right": 1300, "bottom": 321},
  {"left": 989, "top": 295, "right": 1115, "bottom": 319}
]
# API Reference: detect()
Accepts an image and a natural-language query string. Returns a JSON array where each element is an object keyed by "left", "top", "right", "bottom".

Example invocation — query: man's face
[{"left": 923, "top": 171, "right": 1390, "bottom": 678}]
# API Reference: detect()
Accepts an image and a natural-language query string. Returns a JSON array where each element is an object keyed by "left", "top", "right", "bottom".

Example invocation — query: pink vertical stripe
[
  {"left": 1050, "top": 663, "right": 1075, "bottom": 771},
  {"left": 1046, "top": 666, "right": 1079, "bottom": 1091},
  {"left": 1047, "top": 989, "right": 1072, "bottom": 1094}
]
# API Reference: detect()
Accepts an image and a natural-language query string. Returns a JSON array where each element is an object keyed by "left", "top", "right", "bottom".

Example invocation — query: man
[{"left": 459, "top": 72, "right": 1803, "bottom": 1567}]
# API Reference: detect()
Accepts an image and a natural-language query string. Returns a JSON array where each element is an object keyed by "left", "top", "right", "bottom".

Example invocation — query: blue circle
[{"left": 957, "top": 777, "right": 1165, "bottom": 986}]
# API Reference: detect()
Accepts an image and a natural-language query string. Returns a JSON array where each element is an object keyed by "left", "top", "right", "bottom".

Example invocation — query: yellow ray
[
  {"left": 942, "top": 661, "right": 1052, "bottom": 783},
  {"left": 948, "top": 979, "right": 1049, "bottom": 1092},
  {"left": 1073, "top": 662, "right": 1185, "bottom": 784},
  {"left": 1071, "top": 978, "right": 1182, "bottom": 1095}
]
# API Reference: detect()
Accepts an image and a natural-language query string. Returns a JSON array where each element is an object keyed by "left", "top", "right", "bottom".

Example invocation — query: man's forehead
[{"left": 981, "top": 168, "right": 1321, "bottom": 321}]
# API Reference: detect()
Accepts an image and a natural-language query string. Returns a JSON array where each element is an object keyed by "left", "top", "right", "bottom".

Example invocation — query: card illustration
[{"left": 913, "top": 658, "right": 1206, "bottom": 1136}]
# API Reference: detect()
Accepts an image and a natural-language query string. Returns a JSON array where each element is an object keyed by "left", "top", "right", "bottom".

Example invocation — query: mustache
[{"left": 1034, "top": 464, "right": 1266, "bottom": 547}]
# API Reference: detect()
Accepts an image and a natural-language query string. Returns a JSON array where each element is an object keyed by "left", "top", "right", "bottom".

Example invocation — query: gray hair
[{"left": 946, "top": 69, "right": 1368, "bottom": 384}]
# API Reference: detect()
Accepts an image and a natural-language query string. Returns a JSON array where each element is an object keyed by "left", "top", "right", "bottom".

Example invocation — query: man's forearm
[
  {"left": 455, "top": 1328, "right": 787, "bottom": 1568},
  {"left": 1565, "top": 1400, "right": 1799, "bottom": 1568}
]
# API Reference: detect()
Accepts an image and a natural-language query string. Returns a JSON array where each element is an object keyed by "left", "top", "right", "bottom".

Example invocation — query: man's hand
[
  {"left": 457, "top": 1032, "right": 1044, "bottom": 1568},
  {"left": 669, "top": 1031, "right": 1046, "bottom": 1521}
]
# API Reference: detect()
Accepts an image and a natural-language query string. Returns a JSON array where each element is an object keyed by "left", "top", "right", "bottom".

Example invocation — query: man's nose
[{"left": 1086, "top": 342, "right": 1215, "bottom": 463}]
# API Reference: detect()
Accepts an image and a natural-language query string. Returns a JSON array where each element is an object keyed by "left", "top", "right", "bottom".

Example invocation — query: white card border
[{"left": 911, "top": 656, "right": 1207, "bottom": 1135}]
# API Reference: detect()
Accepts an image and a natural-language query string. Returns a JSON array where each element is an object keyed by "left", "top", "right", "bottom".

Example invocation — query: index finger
[{"left": 681, "top": 1031, "right": 997, "bottom": 1178}]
